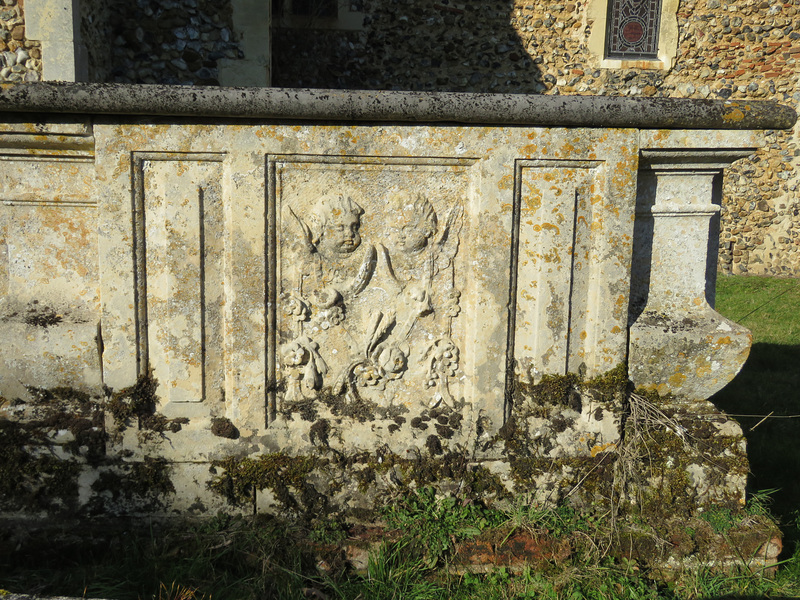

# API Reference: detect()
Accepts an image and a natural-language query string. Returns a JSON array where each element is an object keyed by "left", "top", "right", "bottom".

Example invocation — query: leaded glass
[{"left": 605, "top": 0, "right": 662, "bottom": 59}]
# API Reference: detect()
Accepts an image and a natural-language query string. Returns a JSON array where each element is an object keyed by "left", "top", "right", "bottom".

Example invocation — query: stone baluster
[{"left": 628, "top": 133, "right": 757, "bottom": 401}]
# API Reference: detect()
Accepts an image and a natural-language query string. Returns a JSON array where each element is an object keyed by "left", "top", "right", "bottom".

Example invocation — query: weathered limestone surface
[{"left": 0, "top": 85, "right": 793, "bottom": 530}]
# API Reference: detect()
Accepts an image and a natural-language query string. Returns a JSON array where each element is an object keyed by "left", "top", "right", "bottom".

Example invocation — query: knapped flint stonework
[
  {"left": 5, "top": 0, "right": 790, "bottom": 275},
  {"left": 0, "top": 0, "right": 42, "bottom": 83}
]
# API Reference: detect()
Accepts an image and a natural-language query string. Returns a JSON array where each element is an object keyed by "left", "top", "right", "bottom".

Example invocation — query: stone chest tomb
[{"left": 0, "top": 84, "right": 794, "bottom": 566}]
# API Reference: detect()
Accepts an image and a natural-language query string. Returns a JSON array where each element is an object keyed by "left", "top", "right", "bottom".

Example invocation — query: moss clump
[
  {"left": 208, "top": 453, "right": 317, "bottom": 514},
  {"left": 129, "top": 456, "right": 175, "bottom": 496},
  {"left": 309, "top": 419, "right": 330, "bottom": 447},
  {"left": 514, "top": 372, "right": 581, "bottom": 411},
  {"left": 90, "top": 457, "right": 175, "bottom": 512},
  {"left": 0, "top": 386, "right": 109, "bottom": 513},
  {"left": 585, "top": 363, "right": 630, "bottom": 399},
  {"left": 107, "top": 371, "right": 188, "bottom": 433},
  {"left": 207, "top": 447, "right": 508, "bottom": 522},
  {"left": 0, "top": 419, "right": 82, "bottom": 511},
  {"left": 316, "top": 387, "right": 378, "bottom": 423},
  {"left": 107, "top": 372, "right": 159, "bottom": 428},
  {"left": 23, "top": 301, "right": 62, "bottom": 328},
  {"left": 26, "top": 386, "right": 92, "bottom": 405},
  {"left": 281, "top": 396, "right": 318, "bottom": 422},
  {"left": 210, "top": 417, "right": 239, "bottom": 439}
]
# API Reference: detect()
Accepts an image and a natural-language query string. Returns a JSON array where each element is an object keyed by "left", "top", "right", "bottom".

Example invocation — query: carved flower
[
  {"left": 311, "top": 287, "right": 342, "bottom": 309},
  {"left": 376, "top": 344, "right": 408, "bottom": 381},
  {"left": 281, "top": 340, "right": 310, "bottom": 367},
  {"left": 281, "top": 336, "right": 327, "bottom": 392},
  {"left": 443, "top": 289, "right": 461, "bottom": 318},
  {"left": 355, "top": 363, "right": 384, "bottom": 388},
  {"left": 319, "top": 305, "right": 345, "bottom": 329},
  {"left": 284, "top": 295, "right": 310, "bottom": 322}
]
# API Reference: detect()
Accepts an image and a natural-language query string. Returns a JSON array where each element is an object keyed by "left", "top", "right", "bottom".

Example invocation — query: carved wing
[
  {"left": 284, "top": 205, "right": 315, "bottom": 255},
  {"left": 434, "top": 203, "right": 464, "bottom": 274}
]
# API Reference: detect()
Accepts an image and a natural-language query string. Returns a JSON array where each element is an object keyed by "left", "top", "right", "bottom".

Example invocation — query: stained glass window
[{"left": 605, "top": 0, "right": 662, "bottom": 59}]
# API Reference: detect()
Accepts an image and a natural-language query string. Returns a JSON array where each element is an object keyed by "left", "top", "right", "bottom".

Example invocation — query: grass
[
  {"left": 2, "top": 274, "right": 800, "bottom": 599},
  {"left": 711, "top": 274, "right": 800, "bottom": 536},
  {"left": 3, "top": 496, "right": 800, "bottom": 600}
]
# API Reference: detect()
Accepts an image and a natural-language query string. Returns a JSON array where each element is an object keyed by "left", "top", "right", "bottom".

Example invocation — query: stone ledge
[{"left": 0, "top": 82, "right": 795, "bottom": 130}]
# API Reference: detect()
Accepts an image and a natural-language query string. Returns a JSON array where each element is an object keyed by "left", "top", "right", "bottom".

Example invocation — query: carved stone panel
[
  {"left": 511, "top": 159, "right": 625, "bottom": 383},
  {"left": 271, "top": 157, "right": 471, "bottom": 420},
  {"left": 134, "top": 154, "right": 226, "bottom": 406}
]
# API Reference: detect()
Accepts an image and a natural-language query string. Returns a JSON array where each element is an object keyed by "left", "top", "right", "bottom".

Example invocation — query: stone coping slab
[{"left": 0, "top": 82, "right": 795, "bottom": 130}]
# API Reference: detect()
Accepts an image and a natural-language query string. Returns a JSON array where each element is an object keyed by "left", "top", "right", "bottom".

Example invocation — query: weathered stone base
[{"left": 0, "top": 374, "right": 769, "bottom": 569}]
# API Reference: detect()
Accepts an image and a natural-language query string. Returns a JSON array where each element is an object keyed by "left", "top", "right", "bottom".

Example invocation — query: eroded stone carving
[{"left": 279, "top": 187, "right": 464, "bottom": 411}]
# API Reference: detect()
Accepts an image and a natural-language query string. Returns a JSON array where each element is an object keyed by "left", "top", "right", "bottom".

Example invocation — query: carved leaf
[
  {"left": 434, "top": 203, "right": 464, "bottom": 273},
  {"left": 346, "top": 244, "right": 377, "bottom": 297},
  {"left": 302, "top": 361, "right": 320, "bottom": 391},
  {"left": 366, "top": 311, "right": 397, "bottom": 356}
]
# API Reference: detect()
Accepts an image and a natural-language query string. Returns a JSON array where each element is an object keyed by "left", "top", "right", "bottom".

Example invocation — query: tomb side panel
[
  {"left": 271, "top": 155, "right": 475, "bottom": 444},
  {"left": 510, "top": 133, "right": 637, "bottom": 385},
  {"left": 137, "top": 157, "right": 226, "bottom": 409},
  {"left": 0, "top": 156, "right": 100, "bottom": 399}
]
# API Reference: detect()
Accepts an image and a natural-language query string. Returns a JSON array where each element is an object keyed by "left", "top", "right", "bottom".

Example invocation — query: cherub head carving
[
  {"left": 389, "top": 191, "right": 438, "bottom": 255},
  {"left": 310, "top": 194, "right": 364, "bottom": 257}
]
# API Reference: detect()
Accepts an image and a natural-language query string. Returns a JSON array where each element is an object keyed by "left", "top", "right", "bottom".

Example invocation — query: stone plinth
[{"left": 0, "top": 85, "right": 793, "bottom": 536}]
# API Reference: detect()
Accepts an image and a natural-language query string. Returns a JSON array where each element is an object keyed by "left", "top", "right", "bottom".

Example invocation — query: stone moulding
[
  {"left": 0, "top": 84, "right": 795, "bottom": 539},
  {"left": 0, "top": 82, "right": 795, "bottom": 130}
]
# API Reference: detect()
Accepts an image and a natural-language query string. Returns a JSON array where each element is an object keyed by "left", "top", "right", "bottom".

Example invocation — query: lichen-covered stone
[{"left": 0, "top": 91, "right": 784, "bottom": 578}]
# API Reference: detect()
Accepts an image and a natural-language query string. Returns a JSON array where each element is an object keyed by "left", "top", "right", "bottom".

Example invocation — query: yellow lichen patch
[
  {"left": 715, "top": 336, "right": 732, "bottom": 346},
  {"left": 590, "top": 442, "right": 617, "bottom": 457},
  {"left": 722, "top": 109, "right": 745, "bottom": 123},
  {"left": 695, "top": 363, "right": 711, "bottom": 377},
  {"left": 533, "top": 222, "right": 561, "bottom": 235},
  {"left": 668, "top": 371, "right": 686, "bottom": 387},
  {"left": 498, "top": 174, "right": 514, "bottom": 190}
]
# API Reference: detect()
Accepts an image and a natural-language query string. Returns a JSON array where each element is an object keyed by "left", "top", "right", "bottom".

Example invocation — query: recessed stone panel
[
  {"left": 134, "top": 154, "right": 226, "bottom": 407},
  {"left": 272, "top": 156, "right": 473, "bottom": 421}
]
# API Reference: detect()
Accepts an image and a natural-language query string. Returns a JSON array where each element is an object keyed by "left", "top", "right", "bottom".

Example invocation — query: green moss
[
  {"left": 23, "top": 301, "right": 62, "bottom": 328},
  {"left": 210, "top": 417, "right": 239, "bottom": 439},
  {"left": 107, "top": 371, "right": 188, "bottom": 433},
  {"left": 89, "top": 457, "right": 175, "bottom": 511},
  {"left": 316, "top": 387, "right": 378, "bottom": 422},
  {"left": 309, "top": 419, "right": 330, "bottom": 447},
  {"left": 208, "top": 453, "right": 317, "bottom": 513},
  {"left": 584, "top": 363, "right": 629, "bottom": 399},
  {"left": 513, "top": 372, "right": 580, "bottom": 413},
  {"left": 0, "top": 419, "right": 81, "bottom": 512},
  {"left": 107, "top": 372, "right": 158, "bottom": 429},
  {"left": 281, "top": 397, "right": 319, "bottom": 422},
  {"left": 207, "top": 447, "right": 508, "bottom": 522},
  {"left": 0, "top": 385, "right": 111, "bottom": 513}
]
